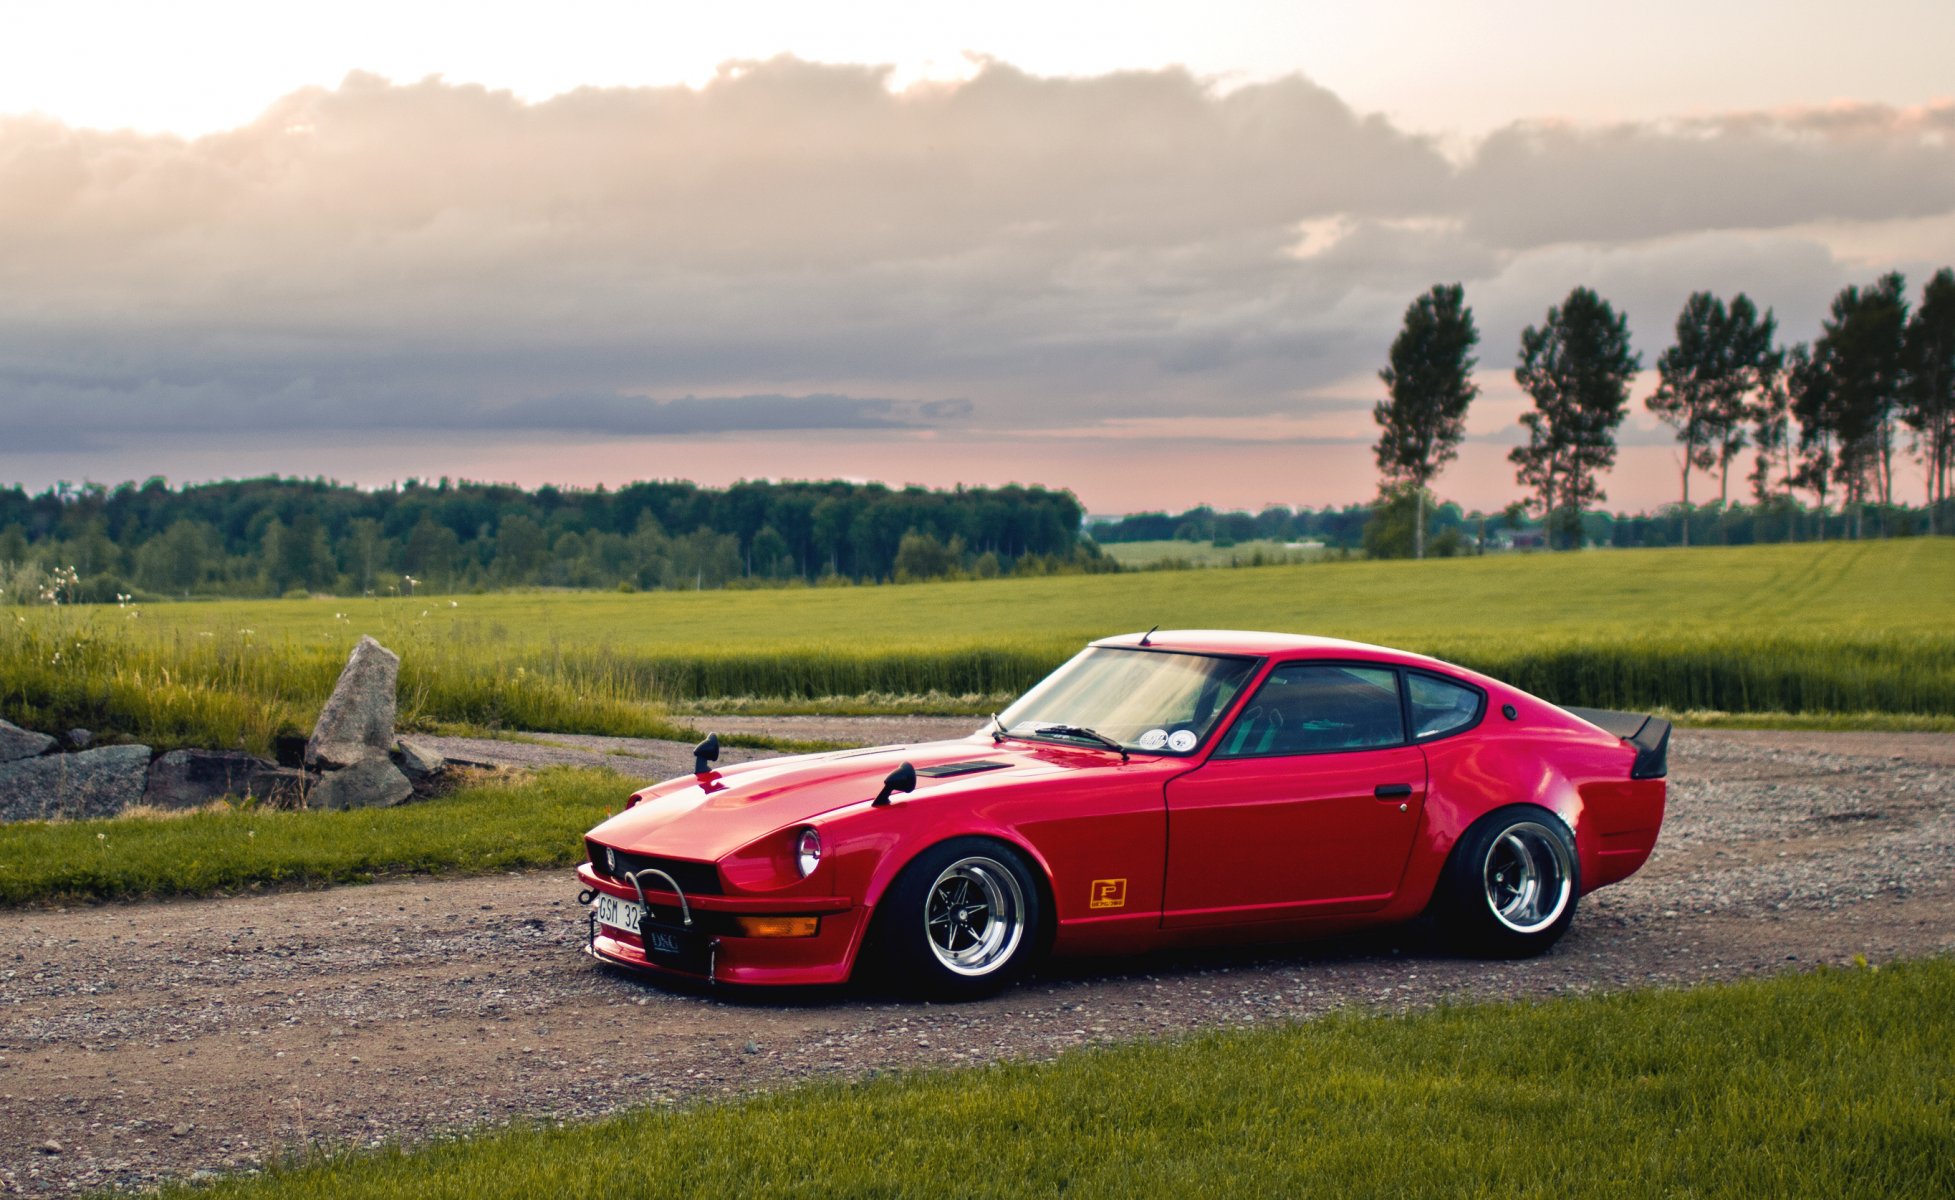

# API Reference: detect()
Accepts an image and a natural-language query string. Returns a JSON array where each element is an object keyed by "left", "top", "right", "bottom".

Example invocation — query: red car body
[{"left": 578, "top": 631, "right": 1667, "bottom": 988}]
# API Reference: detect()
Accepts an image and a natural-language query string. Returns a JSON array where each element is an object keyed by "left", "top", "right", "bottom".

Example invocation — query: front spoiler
[{"left": 577, "top": 862, "right": 864, "bottom": 987}]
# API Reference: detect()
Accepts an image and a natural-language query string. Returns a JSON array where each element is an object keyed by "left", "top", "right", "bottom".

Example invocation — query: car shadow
[{"left": 591, "top": 920, "right": 1480, "bottom": 1009}]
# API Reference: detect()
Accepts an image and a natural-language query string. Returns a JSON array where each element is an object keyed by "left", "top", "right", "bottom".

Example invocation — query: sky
[{"left": 3, "top": 0, "right": 1953, "bottom": 514}]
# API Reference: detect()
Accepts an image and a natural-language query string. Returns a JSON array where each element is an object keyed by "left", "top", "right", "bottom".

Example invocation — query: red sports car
[{"left": 577, "top": 631, "right": 1669, "bottom": 996}]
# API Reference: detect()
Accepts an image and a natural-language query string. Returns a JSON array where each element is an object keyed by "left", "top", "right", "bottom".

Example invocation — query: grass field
[
  {"left": 4, "top": 540, "right": 1951, "bottom": 754},
  {"left": 1097, "top": 538, "right": 1326, "bottom": 567},
  {"left": 0, "top": 768, "right": 625, "bottom": 906},
  {"left": 158, "top": 957, "right": 1955, "bottom": 1199}
]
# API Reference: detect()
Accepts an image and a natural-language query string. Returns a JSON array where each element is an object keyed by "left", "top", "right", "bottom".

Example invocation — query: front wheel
[
  {"left": 1436, "top": 806, "right": 1580, "bottom": 957},
  {"left": 874, "top": 838, "right": 1042, "bottom": 999}
]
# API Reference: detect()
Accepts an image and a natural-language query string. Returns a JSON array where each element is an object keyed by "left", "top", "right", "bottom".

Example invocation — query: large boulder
[
  {"left": 142, "top": 750, "right": 294, "bottom": 810},
  {"left": 306, "top": 636, "right": 400, "bottom": 769},
  {"left": 309, "top": 756, "right": 413, "bottom": 811},
  {"left": 0, "top": 745, "right": 152, "bottom": 822},
  {"left": 0, "top": 718, "right": 57, "bottom": 764}
]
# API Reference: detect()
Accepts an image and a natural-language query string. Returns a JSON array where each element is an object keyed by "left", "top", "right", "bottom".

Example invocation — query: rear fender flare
[{"left": 1397, "top": 740, "right": 1591, "bottom": 916}]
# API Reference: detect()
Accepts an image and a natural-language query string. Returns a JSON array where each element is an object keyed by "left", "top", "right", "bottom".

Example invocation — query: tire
[
  {"left": 873, "top": 838, "right": 1043, "bottom": 999},
  {"left": 1435, "top": 805, "right": 1580, "bottom": 958}
]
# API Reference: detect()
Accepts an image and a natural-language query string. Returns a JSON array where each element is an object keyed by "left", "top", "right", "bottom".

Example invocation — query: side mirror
[
  {"left": 693, "top": 733, "right": 720, "bottom": 775},
  {"left": 872, "top": 761, "right": 918, "bottom": 807}
]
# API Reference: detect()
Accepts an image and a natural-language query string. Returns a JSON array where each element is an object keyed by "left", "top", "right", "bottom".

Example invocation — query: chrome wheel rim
[
  {"left": 1482, "top": 821, "right": 1573, "bottom": 934},
  {"left": 925, "top": 856, "right": 1025, "bottom": 976}
]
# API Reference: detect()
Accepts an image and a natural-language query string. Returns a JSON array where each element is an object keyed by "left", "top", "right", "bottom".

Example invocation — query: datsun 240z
[{"left": 576, "top": 631, "right": 1669, "bottom": 997}]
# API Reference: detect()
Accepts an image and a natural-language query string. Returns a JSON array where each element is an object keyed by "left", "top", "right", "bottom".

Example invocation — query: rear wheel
[
  {"left": 1437, "top": 806, "right": 1579, "bottom": 957},
  {"left": 875, "top": 838, "right": 1042, "bottom": 999}
]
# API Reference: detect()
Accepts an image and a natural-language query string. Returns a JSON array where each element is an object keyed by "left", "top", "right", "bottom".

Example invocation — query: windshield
[{"left": 997, "top": 647, "right": 1260, "bottom": 754}]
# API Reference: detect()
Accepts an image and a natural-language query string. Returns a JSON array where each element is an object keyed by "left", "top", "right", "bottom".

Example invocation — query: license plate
[
  {"left": 594, "top": 893, "right": 645, "bottom": 935},
  {"left": 592, "top": 895, "right": 708, "bottom": 971}
]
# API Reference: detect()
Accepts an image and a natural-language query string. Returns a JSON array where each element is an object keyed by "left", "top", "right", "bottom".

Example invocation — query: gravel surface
[{"left": 2, "top": 727, "right": 1951, "bottom": 1195}]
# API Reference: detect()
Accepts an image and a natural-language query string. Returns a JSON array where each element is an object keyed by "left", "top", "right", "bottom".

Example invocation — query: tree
[
  {"left": 1787, "top": 342, "right": 1837, "bottom": 538},
  {"left": 1509, "top": 288, "right": 1642, "bottom": 549},
  {"left": 1812, "top": 274, "right": 1910, "bottom": 537},
  {"left": 1902, "top": 267, "right": 1955, "bottom": 533},
  {"left": 1646, "top": 292, "right": 1779, "bottom": 544},
  {"left": 1747, "top": 361, "right": 1798, "bottom": 537},
  {"left": 1373, "top": 283, "right": 1480, "bottom": 559}
]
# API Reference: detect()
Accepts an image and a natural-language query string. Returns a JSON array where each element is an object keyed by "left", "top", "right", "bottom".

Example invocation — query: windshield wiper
[
  {"left": 989, "top": 712, "right": 1008, "bottom": 742},
  {"left": 1032, "top": 724, "right": 1129, "bottom": 762}
]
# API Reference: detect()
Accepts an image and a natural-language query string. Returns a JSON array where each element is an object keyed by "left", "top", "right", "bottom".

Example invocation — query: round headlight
[{"left": 796, "top": 828, "right": 823, "bottom": 878}]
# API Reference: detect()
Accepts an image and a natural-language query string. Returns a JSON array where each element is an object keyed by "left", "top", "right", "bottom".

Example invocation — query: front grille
[{"left": 586, "top": 841, "right": 723, "bottom": 894}]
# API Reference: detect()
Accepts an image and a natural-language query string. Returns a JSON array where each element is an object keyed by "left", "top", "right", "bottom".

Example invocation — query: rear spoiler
[{"left": 1562, "top": 707, "right": 1672, "bottom": 780}]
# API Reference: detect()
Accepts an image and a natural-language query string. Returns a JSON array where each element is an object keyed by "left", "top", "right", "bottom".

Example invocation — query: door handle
[{"left": 1373, "top": 784, "right": 1413, "bottom": 799}]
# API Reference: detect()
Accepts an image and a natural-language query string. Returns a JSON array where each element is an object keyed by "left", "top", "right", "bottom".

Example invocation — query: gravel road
[{"left": 2, "top": 726, "right": 1951, "bottom": 1195}]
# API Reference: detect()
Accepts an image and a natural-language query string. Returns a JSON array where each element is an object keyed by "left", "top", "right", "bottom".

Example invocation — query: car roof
[{"left": 1091, "top": 629, "right": 1430, "bottom": 663}]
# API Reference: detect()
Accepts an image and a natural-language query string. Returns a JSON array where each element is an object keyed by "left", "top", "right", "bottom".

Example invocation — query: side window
[
  {"left": 1216, "top": 664, "right": 1405, "bottom": 757},
  {"left": 1408, "top": 673, "right": 1483, "bottom": 740}
]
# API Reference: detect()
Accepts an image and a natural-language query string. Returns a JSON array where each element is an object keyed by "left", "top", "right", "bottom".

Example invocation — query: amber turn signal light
[{"left": 734, "top": 916, "right": 819, "bottom": 938}]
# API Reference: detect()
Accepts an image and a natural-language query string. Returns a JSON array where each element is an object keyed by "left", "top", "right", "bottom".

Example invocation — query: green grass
[
  {"left": 5, "top": 541, "right": 1952, "bottom": 755},
  {"left": 1098, "top": 537, "right": 1327, "bottom": 567},
  {"left": 163, "top": 958, "right": 1955, "bottom": 1199},
  {"left": 0, "top": 767, "right": 629, "bottom": 906}
]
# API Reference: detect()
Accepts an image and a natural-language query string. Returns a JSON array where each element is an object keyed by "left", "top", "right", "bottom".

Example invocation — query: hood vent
[{"left": 916, "top": 759, "right": 1012, "bottom": 779}]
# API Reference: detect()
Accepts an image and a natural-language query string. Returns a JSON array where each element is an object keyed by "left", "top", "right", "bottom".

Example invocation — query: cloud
[
  {"left": 0, "top": 59, "right": 1948, "bottom": 476},
  {"left": 1460, "top": 103, "right": 1955, "bottom": 249}
]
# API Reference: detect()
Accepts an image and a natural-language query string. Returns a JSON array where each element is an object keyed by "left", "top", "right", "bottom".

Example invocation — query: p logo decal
[{"left": 1089, "top": 878, "right": 1127, "bottom": 910}]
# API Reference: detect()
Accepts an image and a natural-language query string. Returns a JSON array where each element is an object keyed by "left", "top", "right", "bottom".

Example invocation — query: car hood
[{"left": 587, "top": 737, "right": 1100, "bottom": 862}]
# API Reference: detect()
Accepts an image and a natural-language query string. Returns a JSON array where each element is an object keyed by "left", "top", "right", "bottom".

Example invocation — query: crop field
[
  {"left": 159, "top": 958, "right": 1954, "bottom": 1200},
  {"left": 3, "top": 540, "right": 1951, "bottom": 754}
]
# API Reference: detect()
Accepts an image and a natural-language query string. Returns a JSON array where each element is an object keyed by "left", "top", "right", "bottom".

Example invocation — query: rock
[
  {"left": 0, "top": 718, "right": 57, "bottom": 763},
  {"left": 306, "top": 636, "right": 399, "bottom": 769},
  {"left": 142, "top": 750, "right": 288, "bottom": 810},
  {"left": 0, "top": 745, "right": 152, "bottom": 822},
  {"left": 66, "top": 728, "right": 93, "bottom": 749},
  {"left": 309, "top": 756, "right": 413, "bottom": 811},
  {"left": 395, "top": 739, "right": 446, "bottom": 779}
]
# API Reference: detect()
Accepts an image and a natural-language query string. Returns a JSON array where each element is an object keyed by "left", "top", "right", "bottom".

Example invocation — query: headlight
[{"left": 795, "top": 827, "right": 822, "bottom": 877}]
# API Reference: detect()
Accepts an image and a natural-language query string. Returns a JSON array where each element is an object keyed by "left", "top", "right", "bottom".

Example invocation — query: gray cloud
[{"left": 0, "top": 60, "right": 1948, "bottom": 471}]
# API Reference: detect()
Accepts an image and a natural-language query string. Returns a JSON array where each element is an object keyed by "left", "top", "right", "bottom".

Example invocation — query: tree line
[
  {"left": 1370, "top": 269, "right": 1955, "bottom": 553},
  {"left": 0, "top": 478, "right": 1105, "bottom": 601}
]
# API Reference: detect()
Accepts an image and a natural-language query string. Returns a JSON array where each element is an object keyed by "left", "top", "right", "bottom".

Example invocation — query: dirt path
[{"left": 2, "top": 728, "right": 1951, "bottom": 1195}]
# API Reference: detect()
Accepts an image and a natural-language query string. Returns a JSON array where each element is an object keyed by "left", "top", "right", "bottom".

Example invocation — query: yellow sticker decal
[{"left": 1089, "top": 878, "right": 1128, "bottom": 910}]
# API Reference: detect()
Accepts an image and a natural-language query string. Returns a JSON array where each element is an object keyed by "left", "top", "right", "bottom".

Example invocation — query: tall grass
[
  {"left": 4, "top": 541, "right": 1951, "bottom": 753},
  {"left": 164, "top": 958, "right": 1955, "bottom": 1199},
  {"left": 0, "top": 767, "right": 625, "bottom": 905}
]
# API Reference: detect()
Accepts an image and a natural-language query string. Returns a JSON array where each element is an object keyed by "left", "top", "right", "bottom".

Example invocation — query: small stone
[
  {"left": 308, "top": 757, "right": 413, "bottom": 811},
  {"left": 0, "top": 718, "right": 56, "bottom": 763},
  {"left": 743, "top": 1041, "right": 761, "bottom": 1054},
  {"left": 395, "top": 739, "right": 446, "bottom": 779},
  {"left": 66, "top": 728, "right": 93, "bottom": 749},
  {"left": 39, "top": 1139, "right": 61, "bottom": 1154},
  {"left": 172, "top": 1123, "right": 193, "bottom": 1137}
]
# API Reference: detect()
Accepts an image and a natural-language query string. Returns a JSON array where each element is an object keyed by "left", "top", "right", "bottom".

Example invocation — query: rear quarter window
[{"left": 1408, "top": 673, "right": 1485, "bottom": 740}]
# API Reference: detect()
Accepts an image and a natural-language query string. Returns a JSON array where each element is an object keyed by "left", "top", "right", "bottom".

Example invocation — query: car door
[{"left": 1162, "top": 662, "right": 1427, "bottom": 928}]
